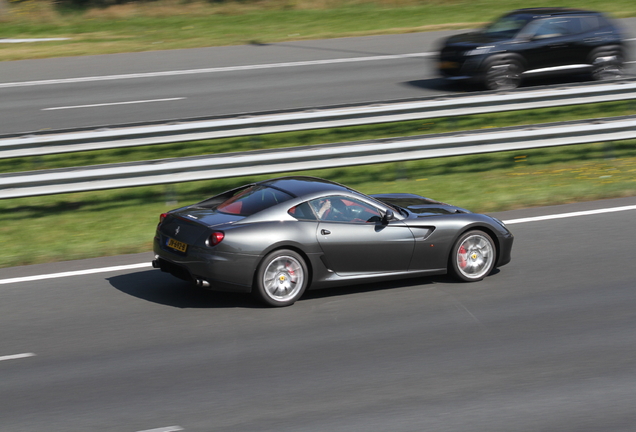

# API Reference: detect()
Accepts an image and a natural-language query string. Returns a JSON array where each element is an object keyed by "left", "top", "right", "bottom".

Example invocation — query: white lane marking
[
  {"left": 0, "top": 204, "right": 634, "bottom": 286},
  {"left": 0, "top": 38, "right": 70, "bottom": 43},
  {"left": 0, "top": 52, "right": 435, "bottom": 89},
  {"left": 503, "top": 204, "right": 636, "bottom": 225},
  {"left": 42, "top": 97, "right": 186, "bottom": 111},
  {"left": 0, "top": 353, "right": 36, "bottom": 362},
  {"left": 136, "top": 427, "right": 183, "bottom": 432},
  {"left": 0, "top": 263, "right": 151, "bottom": 285}
]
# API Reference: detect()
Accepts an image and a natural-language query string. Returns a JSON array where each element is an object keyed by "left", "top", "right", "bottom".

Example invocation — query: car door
[
  {"left": 521, "top": 17, "right": 578, "bottom": 70},
  {"left": 309, "top": 196, "right": 415, "bottom": 275}
]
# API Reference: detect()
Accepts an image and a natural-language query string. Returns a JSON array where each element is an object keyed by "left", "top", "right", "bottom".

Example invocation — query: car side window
[
  {"left": 532, "top": 18, "right": 575, "bottom": 39},
  {"left": 580, "top": 16, "right": 601, "bottom": 33},
  {"left": 288, "top": 202, "right": 317, "bottom": 221},
  {"left": 309, "top": 197, "right": 382, "bottom": 223},
  {"left": 563, "top": 17, "right": 583, "bottom": 34}
]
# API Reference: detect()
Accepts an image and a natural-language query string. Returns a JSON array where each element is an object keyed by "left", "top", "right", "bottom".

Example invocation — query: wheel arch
[
  {"left": 482, "top": 52, "right": 527, "bottom": 73},
  {"left": 587, "top": 44, "right": 624, "bottom": 64},
  {"left": 448, "top": 224, "right": 502, "bottom": 268},
  {"left": 252, "top": 243, "right": 314, "bottom": 290}
]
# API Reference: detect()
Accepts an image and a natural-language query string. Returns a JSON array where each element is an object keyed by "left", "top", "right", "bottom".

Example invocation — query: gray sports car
[{"left": 152, "top": 176, "right": 513, "bottom": 306}]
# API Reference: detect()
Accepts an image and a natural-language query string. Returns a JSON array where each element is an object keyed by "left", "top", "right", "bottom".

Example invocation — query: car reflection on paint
[{"left": 152, "top": 176, "right": 513, "bottom": 307}]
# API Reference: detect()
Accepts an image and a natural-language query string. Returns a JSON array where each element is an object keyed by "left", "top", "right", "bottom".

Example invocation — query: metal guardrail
[
  {"left": 1, "top": 80, "right": 636, "bottom": 159},
  {"left": 2, "top": 115, "right": 635, "bottom": 199}
]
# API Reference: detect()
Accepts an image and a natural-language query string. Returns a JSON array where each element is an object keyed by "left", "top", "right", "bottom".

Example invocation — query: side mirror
[{"left": 382, "top": 209, "right": 395, "bottom": 224}]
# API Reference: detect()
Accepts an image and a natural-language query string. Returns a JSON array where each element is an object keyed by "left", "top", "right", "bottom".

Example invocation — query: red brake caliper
[
  {"left": 286, "top": 265, "right": 296, "bottom": 282},
  {"left": 458, "top": 245, "right": 468, "bottom": 269}
]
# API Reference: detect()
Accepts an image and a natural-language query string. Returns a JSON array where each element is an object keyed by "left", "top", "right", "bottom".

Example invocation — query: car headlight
[{"left": 465, "top": 46, "right": 493, "bottom": 56}]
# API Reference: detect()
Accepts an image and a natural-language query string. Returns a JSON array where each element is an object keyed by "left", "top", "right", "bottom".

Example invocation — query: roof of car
[
  {"left": 508, "top": 8, "right": 600, "bottom": 17},
  {"left": 259, "top": 176, "right": 353, "bottom": 197}
]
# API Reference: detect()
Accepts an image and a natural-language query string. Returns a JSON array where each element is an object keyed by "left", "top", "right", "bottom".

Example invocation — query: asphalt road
[
  {"left": 1, "top": 19, "right": 636, "bottom": 135},
  {"left": 1, "top": 196, "right": 636, "bottom": 432}
]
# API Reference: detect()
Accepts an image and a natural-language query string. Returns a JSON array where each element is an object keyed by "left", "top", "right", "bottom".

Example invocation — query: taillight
[
  {"left": 158, "top": 213, "right": 169, "bottom": 226},
  {"left": 209, "top": 231, "right": 225, "bottom": 246}
]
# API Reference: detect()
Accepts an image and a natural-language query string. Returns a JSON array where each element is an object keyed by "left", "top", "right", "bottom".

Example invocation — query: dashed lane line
[
  {"left": 0, "top": 353, "right": 36, "bottom": 362},
  {"left": 43, "top": 98, "right": 186, "bottom": 111},
  {"left": 135, "top": 427, "right": 183, "bottom": 432}
]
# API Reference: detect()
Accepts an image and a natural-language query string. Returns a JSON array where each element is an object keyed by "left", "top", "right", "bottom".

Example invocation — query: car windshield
[
  {"left": 216, "top": 185, "right": 293, "bottom": 216},
  {"left": 482, "top": 14, "right": 534, "bottom": 39}
]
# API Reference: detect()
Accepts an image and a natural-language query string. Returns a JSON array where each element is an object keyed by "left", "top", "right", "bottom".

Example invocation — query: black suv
[{"left": 438, "top": 8, "right": 625, "bottom": 90}]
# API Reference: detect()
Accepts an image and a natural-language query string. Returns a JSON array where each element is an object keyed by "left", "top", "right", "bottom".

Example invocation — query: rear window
[{"left": 217, "top": 185, "right": 293, "bottom": 216}]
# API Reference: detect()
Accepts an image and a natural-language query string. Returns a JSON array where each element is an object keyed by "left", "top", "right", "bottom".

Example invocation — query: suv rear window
[{"left": 217, "top": 185, "right": 293, "bottom": 216}]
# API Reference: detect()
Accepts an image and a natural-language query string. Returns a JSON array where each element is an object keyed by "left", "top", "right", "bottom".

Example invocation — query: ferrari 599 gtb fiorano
[{"left": 153, "top": 177, "right": 513, "bottom": 307}]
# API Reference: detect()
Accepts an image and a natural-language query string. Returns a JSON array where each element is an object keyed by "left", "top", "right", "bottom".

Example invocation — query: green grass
[{"left": 1, "top": 0, "right": 635, "bottom": 61}]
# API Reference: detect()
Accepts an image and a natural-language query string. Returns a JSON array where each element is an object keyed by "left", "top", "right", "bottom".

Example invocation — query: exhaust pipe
[{"left": 151, "top": 259, "right": 160, "bottom": 268}]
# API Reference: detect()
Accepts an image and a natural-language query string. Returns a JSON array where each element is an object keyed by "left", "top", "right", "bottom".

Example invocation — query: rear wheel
[
  {"left": 254, "top": 249, "right": 308, "bottom": 307},
  {"left": 449, "top": 230, "right": 496, "bottom": 282},
  {"left": 484, "top": 59, "right": 522, "bottom": 91}
]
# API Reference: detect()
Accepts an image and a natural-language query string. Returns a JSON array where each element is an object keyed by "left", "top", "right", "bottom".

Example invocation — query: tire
[
  {"left": 254, "top": 249, "right": 309, "bottom": 307},
  {"left": 590, "top": 48, "right": 623, "bottom": 81},
  {"left": 449, "top": 230, "right": 496, "bottom": 282},
  {"left": 484, "top": 59, "right": 522, "bottom": 91}
]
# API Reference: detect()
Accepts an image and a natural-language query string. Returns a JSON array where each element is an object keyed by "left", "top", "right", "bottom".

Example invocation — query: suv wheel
[
  {"left": 484, "top": 60, "right": 522, "bottom": 91},
  {"left": 591, "top": 48, "right": 623, "bottom": 81}
]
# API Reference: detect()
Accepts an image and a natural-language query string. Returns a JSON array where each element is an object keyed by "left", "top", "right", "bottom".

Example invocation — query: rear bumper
[
  {"left": 152, "top": 256, "right": 252, "bottom": 293},
  {"left": 152, "top": 237, "right": 255, "bottom": 293}
]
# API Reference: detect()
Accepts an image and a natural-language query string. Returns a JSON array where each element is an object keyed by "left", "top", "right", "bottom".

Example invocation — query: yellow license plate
[
  {"left": 167, "top": 238, "right": 188, "bottom": 253},
  {"left": 439, "top": 61, "right": 459, "bottom": 69}
]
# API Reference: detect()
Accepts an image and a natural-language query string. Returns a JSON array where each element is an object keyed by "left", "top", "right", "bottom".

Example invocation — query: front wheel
[
  {"left": 449, "top": 230, "right": 496, "bottom": 282},
  {"left": 484, "top": 60, "right": 522, "bottom": 91},
  {"left": 254, "top": 249, "right": 308, "bottom": 307}
]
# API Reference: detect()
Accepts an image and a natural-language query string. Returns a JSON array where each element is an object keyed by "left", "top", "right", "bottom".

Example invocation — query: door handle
[{"left": 321, "top": 229, "right": 331, "bottom": 235}]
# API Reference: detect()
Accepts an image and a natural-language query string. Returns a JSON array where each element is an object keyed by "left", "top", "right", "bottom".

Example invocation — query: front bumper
[
  {"left": 496, "top": 232, "right": 514, "bottom": 268},
  {"left": 438, "top": 54, "right": 487, "bottom": 81}
]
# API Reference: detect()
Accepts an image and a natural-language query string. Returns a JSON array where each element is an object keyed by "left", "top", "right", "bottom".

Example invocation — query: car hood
[
  {"left": 371, "top": 194, "right": 471, "bottom": 217},
  {"left": 444, "top": 31, "right": 507, "bottom": 47}
]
